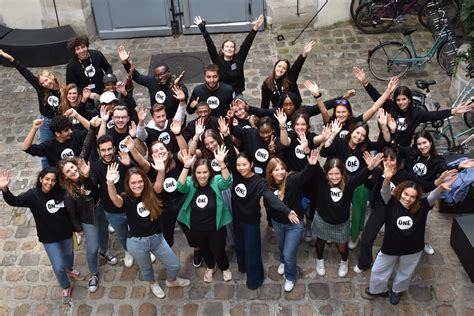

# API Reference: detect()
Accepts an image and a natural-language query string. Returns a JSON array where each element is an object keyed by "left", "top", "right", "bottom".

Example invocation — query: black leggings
[
  {"left": 161, "top": 197, "right": 184, "bottom": 247},
  {"left": 356, "top": 201, "right": 386, "bottom": 270},
  {"left": 315, "top": 238, "right": 349, "bottom": 261}
]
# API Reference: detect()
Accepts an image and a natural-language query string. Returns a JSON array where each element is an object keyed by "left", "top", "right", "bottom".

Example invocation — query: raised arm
[
  {"left": 106, "top": 162, "right": 124, "bottom": 208},
  {"left": 362, "top": 77, "right": 399, "bottom": 122},
  {"left": 237, "top": 15, "right": 264, "bottom": 62},
  {"left": 194, "top": 16, "right": 219, "bottom": 63},
  {"left": 21, "top": 119, "right": 43, "bottom": 151},
  {"left": 151, "top": 154, "right": 166, "bottom": 194},
  {"left": 304, "top": 80, "right": 329, "bottom": 124},
  {"left": 274, "top": 108, "right": 290, "bottom": 146}
]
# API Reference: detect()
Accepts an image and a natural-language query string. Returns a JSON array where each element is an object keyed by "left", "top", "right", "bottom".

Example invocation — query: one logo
[
  {"left": 155, "top": 91, "right": 166, "bottom": 103},
  {"left": 196, "top": 194, "right": 208, "bottom": 208},
  {"left": 234, "top": 183, "right": 247, "bottom": 198},
  {"left": 119, "top": 140, "right": 129, "bottom": 153},
  {"left": 396, "top": 117, "right": 407, "bottom": 131},
  {"left": 84, "top": 64, "right": 96, "bottom": 78},
  {"left": 81, "top": 185, "right": 91, "bottom": 196},
  {"left": 60, "top": 148, "right": 74, "bottom": 159},
  {"left": 47, "top": 95, "right": 59, "bottom": 108},
  {"left": 207, "top": 96, "right": 220, "bottom": 109},
  {"left": 294, "top": 144, "right": 305, "bottom": 159},
  {"left": 330, "top": 187, "right": 343, "bottom": 202},
  {"left": 285, "top": 121, "right": 293, "bottom": 131},
  {"left": 45, "top": 199, "right": 65, "bottom": 214},
  {"left": 158, "top": 132, "right": 171, "bottom": 144},
  {"left": 339, "top": 130, "right": 349, "bottom": 139},
  {"left": 211, "top": 159, "right": 221, "bottom": 172},
  {"left": 412, "top": 163, "right": 427, "bottom": 177},
  {"left": 163, "top": 177, "right": 177, "bottom": 193},
  {"left": 345, "top": 156, "right": 359, "bottom": 173},
  {"left": 107, "top": 120, "right": 115, "bottom": 129},
  {"left": 255, "top": 148, "right": 269, "bottom": 163},
  {"left": 136, "top": 202, "right": 150, "bottom": 218},
  {"left": 274, "top": 189, "right": 279, "bottom": 196},
  {"left": 396, "top": 216, "right": 413, "bottom": 230},
  {"left": 72, "top": 117, "right": 79, "bottom": 125}
]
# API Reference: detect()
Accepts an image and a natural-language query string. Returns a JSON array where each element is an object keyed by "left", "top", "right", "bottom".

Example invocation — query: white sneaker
[
  {"left": 316, "top": 259, "right": 325, "bottom": 276},
  {"left": 124, "top": 252, "right": 134, "bottom": 268},
  {"left": 284, "top": 279, "right": 295, "bottom": 292},
  {"left": 424, "top": 243, "right": 435, "bottom": 255},
  {"left": 203, "top": 268, "right": 215, "bottom": 283},
  {"left": 353, "top": 264, "right": 363, "bottom": 274},
  {"left": 338, "top": 260, "right": 349, "bottom": 277},
  {"left": 165, "top": 277, "right": 190, "bottom": 287},
  {"left": 304, "top": 227, "right": 313, "bottom": 242},
  {"left": 348, "top": 239, "right": 359, "bottom": 249},
  {"left": 277, "top": 263, "right": 285, "bottom": 275},
  {"left": 150, "top": 282, "right": 165, "bottom": 298},
  {"left": 223, "top": 269, "right": 233, "bottom": 281},
  {"left": 108, "top": 224, "right": 115, "bottom": 233},
  {"left": 150, "top": 253, "right": 156, "bottom": 263}
]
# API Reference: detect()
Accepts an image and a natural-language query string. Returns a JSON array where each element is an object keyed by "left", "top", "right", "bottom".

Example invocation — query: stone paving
[{"left": 0, "top": 16, "right": 473, "bottom": 316}]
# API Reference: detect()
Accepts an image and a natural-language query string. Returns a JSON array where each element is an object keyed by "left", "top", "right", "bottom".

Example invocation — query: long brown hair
[
  {"left": 148, "top": 141, "right": 176, "bottom": 173},
  {"left": 191, "top": 159, "right": 214, "bottom": 186},
  {"left": 37, "top": 70, "right": 66, "bottom": 106},
  {"left": 392, "top": 180, "right": 422, "bottom": 213},
  {"left": 345, "top": 122, "right": 369, "bottom": 152},
  {"left": 59, "top": 83, "right": 79, "bottom": 115},
  {"left": 123, "top": 167, "right": 162, "bottom": 219},
  {"left": 263, "top": 59, "right": 291, "bottom": 92},
  {"left": 58, "top": 157, "right": 86, "bottom": 199},
  {"left": 323, "top": 158, "right": 346, "bottom": 191},
  {"left": 266, "top": 158, "right": 288, "bottom": 200}
]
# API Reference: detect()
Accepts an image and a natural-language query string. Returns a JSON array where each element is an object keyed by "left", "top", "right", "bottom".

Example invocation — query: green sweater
[{"left": 177, "top": 175, "right": 232, "bottom": 230}]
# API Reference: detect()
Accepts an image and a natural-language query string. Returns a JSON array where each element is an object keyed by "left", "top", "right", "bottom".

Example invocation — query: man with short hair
[
  {"left": 187, "top": 64, "right": 234, "bottom": 118},
  {"left": 183, "top": 101, "right": 219, "bottom": 142},
  {"left": 98, "top": 105, "right": 134, "bottom": 152}
]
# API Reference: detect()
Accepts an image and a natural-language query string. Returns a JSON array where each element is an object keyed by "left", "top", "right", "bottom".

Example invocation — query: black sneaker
[
  {"left": 88, "top": 274, "right": 99, "bottom": 293},
  {"left": 389, "top": 288, "right": 401, "bottom": 305},
  {"left": 99, "top": 251, "right": 118, "bottom": 265},
  {"left": 365, "top": 287, "right": 389, "bottom": 297},
  {"left": 193, "top": 249, "right": 202, "bottom": 268}
]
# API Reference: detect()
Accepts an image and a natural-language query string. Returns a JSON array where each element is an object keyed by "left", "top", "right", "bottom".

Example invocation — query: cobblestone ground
[{"left": 0, "top": 17, "right": 473, "bottom": 316}]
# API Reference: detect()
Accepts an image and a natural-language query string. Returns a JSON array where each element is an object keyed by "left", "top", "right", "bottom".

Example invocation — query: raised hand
[
  {"left": 306, "top": 149, "right": 320, "bottom": 165},
  {"left": 377, "top": 108, "right": 388, "bottom": 126},
  {"left": 218, "top": 116, "right": 229, "bottom": 136},
  {"left": 320, "top": 124, "right": 333, "bottom": 142},
  {"left": 439, "top": 173, "right": 458, "bottom": 192},
  {"left": 106, "top": 162, "right": 120, "bottom": 184},
  {"left": 304, "top": 80, "right": 320, "bottom": 97},
  {"left": 459, "top": 158, "right": 474, "bottom": 169},
  {"left": 302, "top": 40, "right": 316, "bottom": 58},
  {"left": 195, "top": 118, "right": 205, "bottom": 137},
  {"left": 297, "top": 131, "right": 309, "bottom": 150},
  {"left": 194, "top": 16, "right": 204, "bottom": 26},
  {"left": 363, "top": 151, "right": 384, "bottom": 171},
  {"left": 82, "top": 86, "right": 91, "bottom": 100},
  {"left": 123, "top": 135, "right": 135, "bottom": 151},
  {"left": 214, "top": 144, "right": 229, "bottom": 164},
  {"left": 170, "top": 119, "right": 182, "bottom": 135},
  {"left": 116, "top": 81, "right": 126, "bottom": 95},
  {"left": 129, "top": 121, "right": 137, "bottom": 138},
  {"left": 274, "top": 108, "right": 287, "bottom": 126},
  {"left": 0, "top": 169, "right": 10, "bottom": 191},
  {"left": 268, "top": 135, "right": 276, "bottom": 153},
  {"left": 342, "top": 89, "right": 356, "bottom": 100},
  {"left": 387, "top": 113, "right": 397, "bottom": 133},
  {"left": 253, "top": 15, "right": 265, "bottom": 30},
  {"left": 90, "top": 116, "right": 102, "bottom": 128},
  {"left": 100, "top": 105, "right": 110, "bottom": 122},
  {"left": 64, "top": 108, "right": 78, "bottom": 118},
  {"left": 352, "top": 66, "right": 367, "bottom": 84},
  {"left": 136, "top": 104, "right": 147, "bottom": 123},
  {"left": 387, "top": 76, "right": 399, "bottom": 93},
  {"left": 331, "top": 118, "right": 343, "bottom": 135},
  {"left": 118, "top": 150, "right": 131, "bottom": 166},
  {"left": 32, "top": 118, "right": 44, "bottom": 129},
  {"left": 189, "top": 97, "right": 200, "bottom": 109},
  {"left": 452, "top": 100, "right": 474, "bottom": 115},
  {"left": 288, "top": 211, "right": 300, "bottom": 224},
  {"left": 437, "top": 169, "right": 458, "bottom": 184},
  {"left": 178, "top": 149, "right": 195, "bottom": 168},
  {"left": 77, "top": 159, "right": 90, "bottom": 177},
  {"left": 171, "top": 84, "right": 185, "bottom": 101},
  {"left": 151, "top": 153, "right": 166, "bottom": 172},
  {"left": 174, "top": 71, "right": 185, "bottom": 87},
  {"left": 118, "top": 45, "right": 130, "bottom": 62}
]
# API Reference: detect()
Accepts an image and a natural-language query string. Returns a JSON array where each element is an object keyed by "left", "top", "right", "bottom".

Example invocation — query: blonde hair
[
  {"left": 265, "top": 158, "right": 288, "bottom": 200},
  {"left": 37, "top": 70, "right": 66, "bottom": 106}
]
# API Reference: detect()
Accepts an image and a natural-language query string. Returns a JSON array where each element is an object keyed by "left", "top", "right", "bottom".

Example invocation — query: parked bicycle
[
  {"left": 353, "top": 0, "right": 459, "bottom": 34},
  {"left": 367, "top": 13, "right": 458, "bottom": 80}
]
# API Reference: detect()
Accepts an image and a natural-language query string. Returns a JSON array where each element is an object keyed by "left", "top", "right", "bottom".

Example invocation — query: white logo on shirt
[
  {"left": 255, "top": 148, "right": 269, "bottom": 163},
  {"left": 81, "top": 185, "right": 91, "bottom": 196},
  {"left": 119, "top": 140, "right": 129, "bottom": 153},
  {"left": 155, "top": 91, "right": 166, "bottom": 103},
  {"left": 396, "top": 216, "right": 413, "bottom": 230},
  {"left": 339, "top": 130, "right": 349, "bottom": 139},
  {"left": 396, "top": 117, "right": 407, "bottom": 131},
  {"left": 235, "top": 183, "right": 247, "bottom": 198},
  {"left": 107, "top": 120, "right": 115, "bottom": 129},
  {"left": 136, "top": 202, "right": 150, "bottom": 218},
  {"left": 84, "top": 65, "right": 96, "bottom": 78},
  {"left": 45, "top": 199, "right": 65, "bottom": 214},
  {"left": 413, "top": 163, "right": 427, "bottom": 177},
  {"left": 330, "top": 187, "right": 343, "bottom": 202},
  {"left": 207, "top": 96, "right": 220, "bottom": 109},
  {"left": 211, "top": 159, "right": 221, "bottom": 172},
  {"left": 47, "top": 95, "right": 59, "bottom": 107},
  {"left": 345, "top": 156, "right": 359, "bottom": 173},
  {"left": 61, "top": 148, "right": 74, "bottom": 159},
  {"left": 294, "top": 144, "right": 305, "bottom": 159},
  {"left": 196, "top": 194, "right": 208, "bottom": 208},
  {"left": 72, "top": 117, "right": 79, "bottom": 125},
  {"left": 158, "top": 132, "right": 171, "bottom": 144},
  {"left": 163, "top": 177, "right": 177, "bottom": 193}
]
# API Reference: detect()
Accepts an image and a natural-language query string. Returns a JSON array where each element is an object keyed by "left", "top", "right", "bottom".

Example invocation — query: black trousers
[
  {"left": 357, "top": 201, "right": 386, "bottom": 270},
  {"left": 162, "top": 197, "right": 184, "bottom": 247}
]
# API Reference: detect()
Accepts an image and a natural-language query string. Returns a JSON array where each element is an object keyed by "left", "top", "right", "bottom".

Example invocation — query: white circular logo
[
  {"left": 339, "top": 130, "right": 349, "bottom": 139},
  {"left": 84, "top": 64, "right": 96, "bottom": 78},
  {"left": 61, "top": 148, "right": 74, "bottom": 159},
  {"left": 345, "top": 156, "right": 360, "bottom": 173},
  {"left": 412, "top": 162, "right": 427, "bottom": 177},
  {"left": 136, "top": 202, "right": 150, "bottom": 218},
  {"left": 196, "top": 194, "right": 208, "bottom": 208},
  {"left": 285, "top": 121, "right": 292, "bottom": 131},
  {"left": 158, "top": 132, "right": 171, "bottom": 144},
  {"left": 155, "top": 91, "right": 166, "bottom": 103},
  {"left": 330, "top": 187, "right": 343, "bottom": 202},
  {"left": 47, "top": 95, "right": 59, "bottom": 107},
  {"left": 45, "top": 199, "right": 64, "bottom": 214},
  {"left": 207, "top": 96, "right": 220, "bottom": 109},
  {"left": 255, "top": 148, "right": 269, "bottom": 163},
  {"left": 72, "top": 117, "right": 79, "bottom": 125},
  {"left": 211, "top": 159, "right": 221, "bottom": 172},
  {"left": 396, "top": 216, "right": 413, "bottom": 230},
  {"left": 107, "top": 120, "right": 115, "bottom": 129},
  {"left": 294, "top": 144, "right": 305, "bottom": 159},
  {"left": 273, "top": 189, "right": 279, "bottom": 196},
  {"left": 396, "top": 117, "right": 407, "bottom": 131},
  {"left": 81, "top": 185, "right": 91, "bottom": 196},
  {"left": 163, "top": 177, "right": 177, "bottom": 193},
  {"left": 234, "top": 183, "right": 247, "bottom": 198},
  {"left": 119, "top": 140, "right": 129, "bottom": 153}
]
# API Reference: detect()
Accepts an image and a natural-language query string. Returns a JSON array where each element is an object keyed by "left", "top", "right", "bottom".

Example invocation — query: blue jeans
[
  {"left": 272, "top": 219, "right": 304, "bottom": 282},
  {"left": 39, "top": 115, "right": 53, "bottom": 169},
  {"left": 43, "top": 238, "right": 74, "bottom": 289},
  {"left": 126, "top": 233, "right": 180, "bottom": 281},
  {"left": 233, "top": 217, "right": 264, "bottom": 289},
  {"left": 104, "top": 211, "right": 128, "bottom": 251}
]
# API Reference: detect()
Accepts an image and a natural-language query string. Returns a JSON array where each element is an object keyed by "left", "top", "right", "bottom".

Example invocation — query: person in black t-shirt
[
  {"left": 106, "top": 165, "right": 190, "bottom": 298},
  {"left": 365, "top": 169, "right": 457, "bottom": 305},
  {"left": 183, "top": 102, "right": 220, "bottom": 142},
  {"left": 0, "top": 167, "right": 83, "bottom": 304}
]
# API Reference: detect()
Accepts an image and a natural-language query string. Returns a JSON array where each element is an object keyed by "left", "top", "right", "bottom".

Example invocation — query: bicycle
[
  {"left": 367, "top": 13, "right": 458, "bottom": 80},
  {"left": 353, "top": 0, "right": 459, "bottom": 34}
]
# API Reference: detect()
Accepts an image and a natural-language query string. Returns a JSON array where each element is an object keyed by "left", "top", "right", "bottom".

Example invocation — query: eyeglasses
[
  {"left": 335, "top": 99, "right": 348, "bottom": 105},
  {"left": 113, "top": 116, "right": 129, "bottom": 120}
]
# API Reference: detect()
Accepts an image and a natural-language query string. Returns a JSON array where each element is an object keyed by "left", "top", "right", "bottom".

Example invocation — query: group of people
[{"left": 0, "top": 14, "right": 473, "bottom": 305}]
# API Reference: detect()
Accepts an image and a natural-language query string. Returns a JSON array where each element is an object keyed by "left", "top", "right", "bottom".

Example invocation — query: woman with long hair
[
  {"left": 0, "top": 167, "right": 83, "bottom": 303},
  {"left": 60, "top": 84, "right": 99, "bottom": 130}
]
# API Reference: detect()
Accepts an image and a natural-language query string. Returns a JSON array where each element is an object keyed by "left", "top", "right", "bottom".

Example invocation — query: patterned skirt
[{"left": 311, "top": 212, "right": 350, "bottom": 243}]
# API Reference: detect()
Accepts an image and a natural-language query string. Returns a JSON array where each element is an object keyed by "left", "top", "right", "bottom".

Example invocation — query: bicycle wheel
[
  {"left": 418, "top": 0, "right": 460, "bottom": 30},
  {"left": 464, "top": 111, "right": 474, "bottom": 129},
  {"left": 368, "top": 42, "right": 412, "bottom": 80},
  {"left": 354, "top": 1, "right": 396, "bottom": 34},
  {"left": 425, "top": 129, "right": 451, "bottom": 155},
  {"left": 351, "top": 0, "right": 372, "bottom": 22},
  {"left": 437, "top": 40, "right": 458, "bottom": 76}
]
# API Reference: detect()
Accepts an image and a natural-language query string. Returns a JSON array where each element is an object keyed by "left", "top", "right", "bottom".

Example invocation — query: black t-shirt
[
  {"left": 190, "top": 186, "right": 217, "bottom": 231},
  {"left": 122, "top": 195, "right": 162, "bottom": 237},
  {"left": 144, "top": 121, "right": 179, "bottom": 153},
  {"left": 284, "top": 131, "right": 317, "bottom": 172},
  {"left": 405, "top": 154, "right": 447, "bottom": 186},
  {"left": 183, "top": 116, "right": 219, "bottom": 142},
  {"left": 147, "top": 155, "right": 184, "bottom": 202},
  {"left": 188, "top": 83, "right": 234, "bottom": 118},
  {"left": 106, "top": 126, "right": 129, "bottom": 152}
]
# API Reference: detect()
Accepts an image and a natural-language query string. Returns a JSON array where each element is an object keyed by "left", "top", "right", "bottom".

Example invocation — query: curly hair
[
  {"left": 58, "top": 157, "right": 87, "bottom": 199},
  {"left": 392, "top": 180, "right": 422, "bottom": 214}
]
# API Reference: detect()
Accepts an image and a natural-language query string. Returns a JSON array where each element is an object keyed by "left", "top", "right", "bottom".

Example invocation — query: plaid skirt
[{"left": 311, "top": 212, "right": 350, "bottom": 243}]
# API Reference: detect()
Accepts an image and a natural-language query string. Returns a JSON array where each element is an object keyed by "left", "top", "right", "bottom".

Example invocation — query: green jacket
[{"left": 177, "top": 175, "right": 232, "bottom": 230}]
